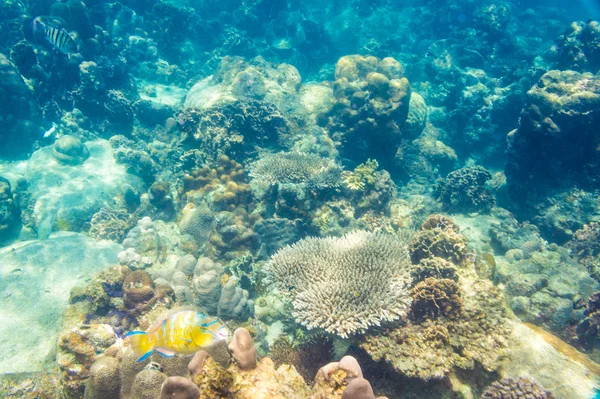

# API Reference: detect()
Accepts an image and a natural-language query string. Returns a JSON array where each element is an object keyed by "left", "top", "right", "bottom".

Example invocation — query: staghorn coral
[
  {"left": 250, "top": 151, "right": 342, "bottom": 190},
  {"left": 409, "top": 215, "right": 469, "bottom": 265},
  {"left": 481, "top": 377, "right": 555, "bottom": 399},
  {"left": 266, "top": 230, "right": 413, "bottom": 337},
  {"left": 436, "top": 166, "right": 495, "bottom": 213},
  {"left": 410, "top": 277, "right": 463, "bottom": 321}
]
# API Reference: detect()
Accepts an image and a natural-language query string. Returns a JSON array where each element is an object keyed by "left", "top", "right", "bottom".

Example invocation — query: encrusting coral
[
  {"left": 481, "top": 377, "right": 555, "bottom": 399},
  {"left": 265, "top": 230, "right": 413, "bottom": 337},
  {"left": 360, "top": 215, "right": 510, "bottom": 381}
]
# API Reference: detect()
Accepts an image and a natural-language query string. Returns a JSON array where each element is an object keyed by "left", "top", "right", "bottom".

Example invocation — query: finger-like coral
[{"left": 266, "top": 230, "right": 413, "bottom": 337}]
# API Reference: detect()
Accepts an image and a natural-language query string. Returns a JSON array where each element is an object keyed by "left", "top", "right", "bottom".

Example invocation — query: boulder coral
[
  {"left": 52, "top": 135, "right": 90, "bottom": 165},
  {"left": 505, "top": 70, "right": 600, "bottom": 204},
  {"left": 436, "top": 166, "right": 495, "bottom": 213},
  {"left": 317, "top": 55, "right": 413, "bottom": 168}
]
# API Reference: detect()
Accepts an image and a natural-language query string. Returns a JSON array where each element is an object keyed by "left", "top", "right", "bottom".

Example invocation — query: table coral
[{"left": 265, "top": 230, "right": 413, "bottom": 337}]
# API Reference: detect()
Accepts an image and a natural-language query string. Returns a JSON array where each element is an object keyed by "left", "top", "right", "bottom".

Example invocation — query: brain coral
[{"left": 266, "top": 230, "right": 413, "bottom": 337}]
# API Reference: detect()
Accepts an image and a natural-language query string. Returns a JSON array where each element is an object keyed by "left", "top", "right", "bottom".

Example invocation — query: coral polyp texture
[
  {"left": 481, "top": 377, "right": 555, "bottom": 399},
  {"left": 250, "top": 151, "right": 343, "bottom": 190},
  {"left": 266, "top": 230, "right": 413, "bottom": 337}
]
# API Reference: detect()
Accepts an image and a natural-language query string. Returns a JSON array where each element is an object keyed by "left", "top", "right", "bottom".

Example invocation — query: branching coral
[
  {"left": 342, "top": 159, "right": 379, "bottom": 191},
  {"left": 265, "top": 230, "right": 413, "bottom": 337}
]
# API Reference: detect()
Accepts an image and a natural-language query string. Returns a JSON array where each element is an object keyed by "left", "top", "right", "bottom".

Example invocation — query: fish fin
[
  {"left": 126, "top": 331, "right": 153, "bottom": 362},
  {"left": 147, "top": 319, "right": 166, "bottom": 335},
  {"left": 155, "top": 347, "right": 176, "bottom": 358}
]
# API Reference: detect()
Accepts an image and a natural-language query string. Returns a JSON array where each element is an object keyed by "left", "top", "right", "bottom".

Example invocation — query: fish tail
[{"left": 126, "top": 331, "right": 153, "bottom": 362}]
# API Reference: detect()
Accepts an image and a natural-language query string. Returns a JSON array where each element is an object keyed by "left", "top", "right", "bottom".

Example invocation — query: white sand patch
[{"left": 0, "top": 232, "right": 121, "bottom": 373}]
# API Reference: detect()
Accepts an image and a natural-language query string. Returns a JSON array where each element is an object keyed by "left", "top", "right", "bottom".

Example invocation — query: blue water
[{"left": 0, "top": 0, "right": 599, "bottom": 398}]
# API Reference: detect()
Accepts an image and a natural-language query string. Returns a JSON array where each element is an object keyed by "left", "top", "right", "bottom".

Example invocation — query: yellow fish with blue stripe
[{"left": 126, "top": 309, "right": 229, "bottom": 362}]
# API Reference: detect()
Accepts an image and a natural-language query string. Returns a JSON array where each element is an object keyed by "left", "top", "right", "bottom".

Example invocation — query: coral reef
[
  {"left": 555, "top": 21, "right": 600, "bottom": 72},
  {"left": 409, "top": 214, "right": 469, "bottom": 265},
  {"left": 317, "top": 55, "right": 413, "bottom": 168},
  {"left": 410, "top": 277, "right": 463, "bottom": 321},
  {"left": 52, "top": 136, "right": 90, "bottom": 165},
  {"left": 568, "top": 222, "right": 600, "bottom": 282},
  {"left": 436, "top": 166, "right": 495, "bottom": 213},
  {"left": 0, "top": 176, "right": 20, "bottom": 244},
  {"left": 361, "top": 271, "right": 510, "bottom": 381},
  {"left": 481, "top": 377, "right": 555, "bottom": 399},
  {"left": 250, "top": 152, "right": 342, "bottom": 191},
  {"left": 266, "top": 230, "right": 412, "bottom": 337},
  {"left": 505, "top": 70, "right": 600, "bottom": 207},
  {"left": 494, "top": 242, "right": 598, "bottom": 337},
  {"left": 178, "top": 99, "right": 290, "bottom": 164}
]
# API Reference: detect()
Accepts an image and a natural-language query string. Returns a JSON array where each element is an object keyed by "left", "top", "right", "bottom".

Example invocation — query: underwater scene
[{"left": 2, "top": 0, "right": 600, "bottom": 398}]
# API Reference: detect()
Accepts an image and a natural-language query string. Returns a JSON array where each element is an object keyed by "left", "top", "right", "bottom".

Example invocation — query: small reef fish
[
  {"left": 33, "top": 18, "right": 77, "bottom": 55},
  {"left": 126, "top": 309, "right": 229, "bottom": 362}
]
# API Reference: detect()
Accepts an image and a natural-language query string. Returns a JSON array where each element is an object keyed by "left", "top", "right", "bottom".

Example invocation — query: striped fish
[
  {"left": 33, "top": 18, "right": 76, "bottom": 55},
  {"left": 126, "top": 309, "right": 229, "bottom": 362}
]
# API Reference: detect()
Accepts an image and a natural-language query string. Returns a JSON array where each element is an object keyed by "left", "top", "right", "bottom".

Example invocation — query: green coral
[{"left": 342, "top": 159, "right": 379, "bottom": 191}]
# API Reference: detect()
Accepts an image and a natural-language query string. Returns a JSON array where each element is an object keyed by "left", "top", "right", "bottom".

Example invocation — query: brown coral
[
  {"left": 360, "top": 273, "right": 510, "bottom": 381},
  {"left": 409, "top": 215, "right": 469, "bottom": 265},
  {"left": 410, "top": 278, "right": 463, "bottom": 320},
  {"left": 123, "top": 269, "right": 156, "bottom": 310},
  {"left": 411, "top": 256, "right": 458, "bottom": 282},
  {"left": 182, "top": 155, "right": 252, "bottom": 212}
]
